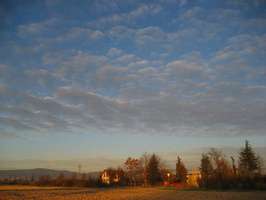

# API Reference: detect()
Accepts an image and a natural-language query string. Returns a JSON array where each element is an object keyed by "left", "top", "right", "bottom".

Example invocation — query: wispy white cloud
[
  {"left": 1, "top": 1, "right": 266, "bottom": 140},
  {"left": 88, "top": 4, "right": 162, "bottom": 28}
]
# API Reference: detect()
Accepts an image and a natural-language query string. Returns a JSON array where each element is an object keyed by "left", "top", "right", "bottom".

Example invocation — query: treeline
[
  {"left": 0, "top": 173, "right": 101, "bottom": 187},
  {"left": 199, "top": 141, "right": 265, "bottom": 190},
  {"left": 1, "top": 141, "right": 265, "bottom": 190},
  {"left": 103, "top": 153, "right": 164, "bottom": 186},
  {"left": 0, "top": 153, "right": 166, "bottom": 187},
  {"left": 100, "top": 141, "right": 266, "bottom": 190}
]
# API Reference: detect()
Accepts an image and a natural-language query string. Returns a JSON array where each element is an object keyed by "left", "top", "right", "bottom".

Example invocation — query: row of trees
[
  {"left": 103, "top": 140, "right": 265, "bottom": 189},
  {"left": 0, "top": 173, "right": 100, "bottom": 187},
  {"left": 0, "top": 154, "right": 165, "bottom": 187},
  {"left": 1, "top": 141, "right": 264, "bottom": 189},
  {"left": 35, "top": 173, "right": 100, "bottom": 187},
  {"left": 200, "top": 141, "right": 264, "bottom": 189},
  {"left": 103, "top": 153, "right": 163, "bottom": 186}
]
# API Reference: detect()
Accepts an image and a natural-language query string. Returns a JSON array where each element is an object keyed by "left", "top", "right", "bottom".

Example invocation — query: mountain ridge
[{"left": 0, "top": 168, "right": 99, "bottom": 180}]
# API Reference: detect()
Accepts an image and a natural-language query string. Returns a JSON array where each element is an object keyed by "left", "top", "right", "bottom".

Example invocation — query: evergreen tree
[
  {"left": 200, "top": 153, "right": 213, "bottom": 187},
  {"left": 239, "top": 140, "right": 259, "bottom": 176},
  {"left": 147, "top": 154, "right": 162, "bottom": 185},
  {"left": 176, "top": 156, "right": 187, "bottom": 183}
]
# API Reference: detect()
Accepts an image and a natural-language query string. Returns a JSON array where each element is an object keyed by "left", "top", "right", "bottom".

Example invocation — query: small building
[
  {"left": 186, "top": 169, "right": 201, "bottom": 187},
  {"left": 101, "top": 169, "right": 120, "bottom": 185}
]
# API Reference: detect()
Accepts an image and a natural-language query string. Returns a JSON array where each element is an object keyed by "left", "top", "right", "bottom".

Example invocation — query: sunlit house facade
[
  {"left": 186, "top": 169, "right": 201, "bottom": 187},
  {"left": 101, "top": 169, "right": 120, "bottom": 184}
]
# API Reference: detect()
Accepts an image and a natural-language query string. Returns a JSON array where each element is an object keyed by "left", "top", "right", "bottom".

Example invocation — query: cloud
[
  {"left": 55, "top": 87, "right": 135, "bottom": 130},
  {"left": 3, "top": 80, "right": 266, "bottom": 138},
  {"left": 3, "top": 38, "right": 266, "bottom": 137},
  {"left": 17, "top": 18, "right": 60, "bottom": 37},
  {"left": 95, "top": 65, "right": 129, "bottom": 84},
  {"left": 209, "top": 34, "right": 266, "bottom": 83},
  {"left": 42, "top": 50, "right": 108, "bottom": 82},
  {"left": 0, "top": 63, "right": 7, "bottom": 71},
  {"left": 165, "top": 60, "right": 207, "bottom": 79},
  {"left": 88, "top": 4, "right": 162, "bottom": 28},
  {"left": 1, "top": 36, "right": 266, "bottom": 138},
  {"left": 106, "top": 48, "right": 124, "bottom": 58},
  {"left": 55, "top": 27, "right": 104, "bottom": 42},
  {"left": 0, "top": 116, "right": 36, "bottom": 131},
  {"left": 0, "top": 87, "right": 85, "bottom": 134},
  {"left": 1, "top": 1, "right": 266, "bottom": 140}
]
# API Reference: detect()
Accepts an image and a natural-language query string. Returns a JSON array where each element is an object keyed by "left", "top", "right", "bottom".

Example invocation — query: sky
[{"left": 0, "top": 0, "right": 266, "bottom": 172}]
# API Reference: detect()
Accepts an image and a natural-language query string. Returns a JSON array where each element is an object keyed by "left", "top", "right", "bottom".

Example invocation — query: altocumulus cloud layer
[{"left": 0, "top": 0, "right": 266, "bottom": 138}]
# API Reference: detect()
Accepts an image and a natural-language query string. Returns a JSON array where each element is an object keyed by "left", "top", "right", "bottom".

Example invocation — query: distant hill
[{"left": 0, "top": 168, "right": 99, "bottom": 180}]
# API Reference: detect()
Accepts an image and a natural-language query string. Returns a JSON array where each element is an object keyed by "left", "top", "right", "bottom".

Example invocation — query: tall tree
[
  {"left": 140, "top": 153, "right": 150, "bottom": 186},
  {"left": 209, "top": 148, "right": 232, "bottom": 187},
  {"left": 147, "top": 154, "right": 162, "bottom": 185},
  {"left": 200, "top": 153, "right": 213, "bottom": 187},
  {"left": 200, "top": 149, "right": 233, "bottom": 189},
  {"left": 124, "top": 157, "right": 140, "bottom": 186},
  {"left": 176, "top": 156, "right": 187, "bottom": 183},
  {"left": 239, "top": 140, "right": 259, "bottom": 176},
  {"left": 257, "top": 155, "right": 263, "bottom": 175}
]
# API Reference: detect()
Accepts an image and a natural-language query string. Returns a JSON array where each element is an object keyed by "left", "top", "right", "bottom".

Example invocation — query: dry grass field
[{"left": 0, "top": 186, "right": 266, "bottom": 200}]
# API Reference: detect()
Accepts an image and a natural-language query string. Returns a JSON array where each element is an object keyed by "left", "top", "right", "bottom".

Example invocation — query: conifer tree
[
  {"left": 147, "top": 154, "right": 162, "bottom": 185},
  {"left": 176, "top": 156, "right": 187, "bottom": 183},
  {"left": 239, "top": 140, "right": 259, "bottom": 176},
  {"left": 200, "top": 153, "right": 213, "bottom": 187}
]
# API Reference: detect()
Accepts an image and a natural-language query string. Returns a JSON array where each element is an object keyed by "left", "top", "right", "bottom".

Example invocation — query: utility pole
[
  {"left": 78, "top": 164, "right": 82, "bottom": 178},
  {"left": 231, "top": 156, "right": 237, "bottom": 176}
]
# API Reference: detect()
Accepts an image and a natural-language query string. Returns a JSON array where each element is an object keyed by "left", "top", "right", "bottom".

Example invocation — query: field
[{"left": 0, "top": 186, "right": 266, "bottom": 200}]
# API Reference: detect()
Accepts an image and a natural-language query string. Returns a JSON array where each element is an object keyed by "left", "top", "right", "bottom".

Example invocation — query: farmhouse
[
  {"left": 186, "top": 169, "right": 201, "bottom": 187},
  {"left": 101, "top": 169, "right": 120, "bottom": 184}
]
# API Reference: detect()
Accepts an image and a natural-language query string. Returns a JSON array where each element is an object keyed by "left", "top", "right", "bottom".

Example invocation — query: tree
[
  {"left": 210, "top": 148, "right": 233, "bottom": 188},
  {"left": 140, "top": 153, "right": 150, "bottom": 186},
  {"left": 208, "top": 148, "right": 223, "bottom": 169},
  {"left": 239, "top": 140, "right": 259, "bottom": 176},
  {"left": 124, "top": 157, "right": 140, "bottom": 186},
  {"left": 200, "top": 149, "right": 233, "bottom": 189},
  {"left": 147, "top": 154, "right": 162, "bottom": 185},
  {"left": 55, "top": 173, "right": 65, "bottom": 186},
  {"left": 200, "top": 153, "right": 213, "bottom": 187},
  {"left": 176, "top": 156, "right": 187, "bottom": 183},
  {"left": 257, "top": 155, "right": 264, "bottom": 175},
  {"left": 38, "top": 175, "right": 51, "bottom": 186}
]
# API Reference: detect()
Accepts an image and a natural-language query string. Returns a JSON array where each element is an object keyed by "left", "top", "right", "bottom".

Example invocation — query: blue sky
[{"left": 0, "top": 0, "right": 266, "bottom": 171}]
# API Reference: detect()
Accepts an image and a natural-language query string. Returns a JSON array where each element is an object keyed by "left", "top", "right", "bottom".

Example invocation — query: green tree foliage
[
  {"left": 200, "top": 149, "right": 233, "bottom": 189},
  {"left": 239, "top": 140, "right": 260, "bottom": 176},
  {"left": 200, "top": 153, "right": 213, "bottom": 187},
  {"left": 176, "top": 156, "right": 187, "bottom": 183},
  {"left": 147, "top": 154, "right": 162, "bottom": 185}
]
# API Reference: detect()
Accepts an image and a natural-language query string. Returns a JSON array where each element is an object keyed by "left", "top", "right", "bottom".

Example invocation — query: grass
[
  {"left": 0, "top": 185, "right": 266, "bottom": 200},
  {"left": 0, "top": 185, "right": 68, "bottom": 191}
]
